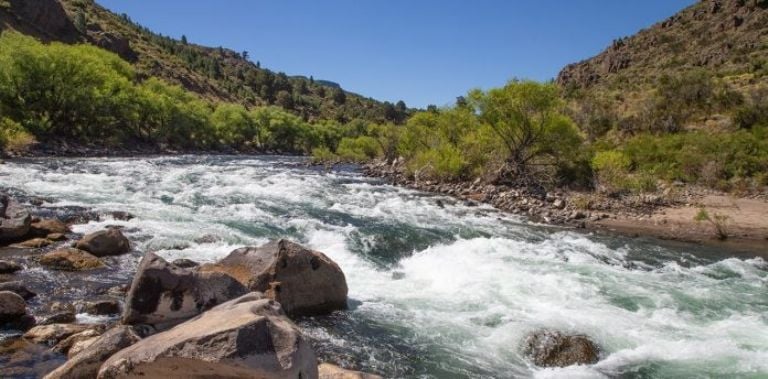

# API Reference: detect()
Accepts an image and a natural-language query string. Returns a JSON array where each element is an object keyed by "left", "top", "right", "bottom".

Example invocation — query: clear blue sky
[{"left": 97, "top": 0, "right": 695, "bottom": 108}]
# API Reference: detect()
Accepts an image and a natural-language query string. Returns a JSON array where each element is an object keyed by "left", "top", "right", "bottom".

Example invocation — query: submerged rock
[
  {"left": 319, "top": 363, "right": 383, "bottom": 379},
  {"left": 99, "top": 293, "right": 317, "bottom": 379},
  {"left": 39, "top": 248, "right": 104, "bottom": 271},
  {"left": 122, "top": 252, "right": 247, "bottom": 328},
  {"left": 45, "top": 326, "right": 141, "bottom": 379},
  {"left": 200, "top": 239, "right": 348, "bottom": 316},
  {"left": 522, "top": 330, "right": 600, "bottom": 367},
  {"left": 0, "top": 195, "right": 31, "bottom": 243},
  {"left": 0, "top": 259, "right": 22, "bottom": 274},
  {"left": 75, "top": 229, "right": 130, "bottom": 257},
  {"left": 0, "top": 281, "right": 37, "bottom": 299}
]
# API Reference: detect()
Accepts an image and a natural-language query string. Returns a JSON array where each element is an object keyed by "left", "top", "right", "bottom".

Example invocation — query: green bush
[
  {"left": 0, "top": 117, "right": 36, "bottom": 152},
  {"left": 592, "top": 150, "right": 632, "bottom": 191},
  {"left": 336, "top": 136, "right": 381, "bottom": 162}
]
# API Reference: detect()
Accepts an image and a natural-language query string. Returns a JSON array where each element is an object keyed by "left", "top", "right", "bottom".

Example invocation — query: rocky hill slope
[
  {"left": 0, "top": 0, "right": 408, "bottom": 123},
  {"left": 558, "top": 0, "right": 768, "bottom": 94}
]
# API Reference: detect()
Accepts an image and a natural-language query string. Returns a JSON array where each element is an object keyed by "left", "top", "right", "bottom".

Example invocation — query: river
[{"left": 1, "top": 155, "right": 767, "bottom": 378}]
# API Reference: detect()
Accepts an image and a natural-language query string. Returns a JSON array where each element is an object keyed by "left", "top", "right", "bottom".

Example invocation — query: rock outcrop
[
  {"left": 121, "top": 252, "right": 247, "bottom": 328},
  {"left": 4, "top": 0, "right": 81, "bottom": 43},
  {"left": 0, "top": 195, "right": 31, "bottom": 242},
  {"left": 75, "top": 229, "right": 131, "bottom": 257},
  {"left": 200, "top": 239, "right": 348, "bottom": 316},
  {"left": 39, "top": 248, "right": 104, "bottom": 271},
  {"left": 522, "top": 330, "right": 600, "bottom": 367},
  {"left": 44, "top": 326, "right": 141, "bottom": 379},
  {"left": 99, "top": 293, "right": 318, "bottom": 379}
]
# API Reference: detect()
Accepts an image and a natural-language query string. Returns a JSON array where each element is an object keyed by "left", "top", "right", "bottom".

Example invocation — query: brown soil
[{"left": 591, "top": 195, "right": 768, "bottom": 253}]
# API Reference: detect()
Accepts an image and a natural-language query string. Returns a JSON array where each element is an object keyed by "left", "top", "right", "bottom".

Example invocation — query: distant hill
[{"left": 0, "top": 0, "right": 409, "bottom": 123}]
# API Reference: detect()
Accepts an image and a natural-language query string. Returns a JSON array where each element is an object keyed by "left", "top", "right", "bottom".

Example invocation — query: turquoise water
[{"left": 1, "top": 155, "right": 767, "bottom": 378}]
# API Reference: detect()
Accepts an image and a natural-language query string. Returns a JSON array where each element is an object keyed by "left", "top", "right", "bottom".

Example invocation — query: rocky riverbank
[
  {"left": 1, "top": 193, "right": 603, "bottom": 377},
  {"left": 363, "top": 159, "right": 768, "bottom": 253}
]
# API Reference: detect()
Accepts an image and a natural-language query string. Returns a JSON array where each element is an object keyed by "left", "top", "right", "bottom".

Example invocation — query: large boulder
[
  {"left": 200, "top": 239, "right": 348, "bottom": 316},
  {"left": 99, "top": 293, "right": 318, "bottom": 379},
  {"left": 121, "top": 252, "right": 247, "bottom": 328},
  {"left": 0, "top": 195, "right": 31, "bottom": 243},
  {"left": 319, "top": 363, "right": 383, "bottom": 379},
  {"left": 0, "top": 291, "right": 33, "bottom": 329},
  {"left": 522, "top": 330, "right": 600, "bottom": 367},
  {"left": 29, "top": 218, "right": 70, "bottom": 237},
  {"left": 39, "top": 248, "right": 104, "bottom": 271},
  {"left": 44, "top": 326, "right": 141, "bottom": 379},
  {"left": 75, "top": 229, "right": 130, "bottom": 257}
]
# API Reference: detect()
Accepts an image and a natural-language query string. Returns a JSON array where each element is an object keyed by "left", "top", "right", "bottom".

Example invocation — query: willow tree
[{"left": 469, "top": 80, "right": 583, "bottom": 187}]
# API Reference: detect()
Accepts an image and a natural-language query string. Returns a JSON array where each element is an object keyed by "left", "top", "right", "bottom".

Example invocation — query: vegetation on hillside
[
  {"left": 0, "top": 32, "right": 378, "bottom": 154},
  {"left": 0, "top": 0, "right": 411, "bottom": 124}
]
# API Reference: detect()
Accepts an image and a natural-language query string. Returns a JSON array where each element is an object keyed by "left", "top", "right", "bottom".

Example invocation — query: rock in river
[
  {"left": 29, "top": 218, "right": 70, "bottom": 237},
  {"left": 121, "top": 252, "right": 247, "bottom": 328},
  {"left": 23, "top": 323, "right": 95, "bottom": 346},
  {"left": 75, "top": 229, "right": 130, "bottom": 257},
  {"left": 0, "top": 259, "right": 22, "bottom": 274},
  {"left": 0, "top": 290, "right": 35, "bottom": 329},
  {"left": 0, "top": 195, "right": 31, "bottom": 243},
  {"left": 0, "top": 281, "right": 37, "bottom": 299},
  {"left": 522, "top": 330, "right": 600, "bottom": 367},
  {"left": 44, "top": 325, "right": 141, "bottom": 379},
  {"left": 200, "top": 239, "right": 348, "bottom": 316},
  {"left": 99, "top": 293, "right": 317, "bottom": 379},
  {"left": 39, "top": 248, "right": 104, "bottom": 271}
]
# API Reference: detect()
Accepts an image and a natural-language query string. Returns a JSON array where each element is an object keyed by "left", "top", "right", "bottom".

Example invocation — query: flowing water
[{"left": 1, "top": 155, "right": 767, "bottom": 378}]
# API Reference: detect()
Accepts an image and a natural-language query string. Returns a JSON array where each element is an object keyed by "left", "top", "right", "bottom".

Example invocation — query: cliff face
[{"left": 557, "top": 0, "right": 768, "bottom": 91}]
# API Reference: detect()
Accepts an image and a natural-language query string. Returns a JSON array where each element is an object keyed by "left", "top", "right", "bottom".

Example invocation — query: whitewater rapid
[{"left": 2, "top": 156, "right": 767, "bottom": 378}]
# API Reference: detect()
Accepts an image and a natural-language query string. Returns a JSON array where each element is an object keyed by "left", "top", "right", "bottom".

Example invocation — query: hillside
[
  {"left": 558, "top": 0, "right": 768, "bottom": 93},
  {"left": 0, "top": 0, "right": 409, "bottom": 124},
  {"left": 557, "top": 0, "right": 768, "bottom": 134}
]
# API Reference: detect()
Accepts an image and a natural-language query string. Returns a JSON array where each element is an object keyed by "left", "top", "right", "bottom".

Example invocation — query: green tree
[{"left": 469, "top": 80, "right": 583, "bottom": 185}]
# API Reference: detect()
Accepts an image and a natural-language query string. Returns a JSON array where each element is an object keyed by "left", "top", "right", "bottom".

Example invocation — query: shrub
[
  {"left": 592, "top": 150, "right": 631, "bottom": 192},
  {"left": 336, "top": 136, "right": 381, "bottom": 162},
  {"left": 0, "top": 117, "right": 36, "bottom": 152},
  {"left": 694, "top": 208, "right": 729, "bottom": 240}
]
